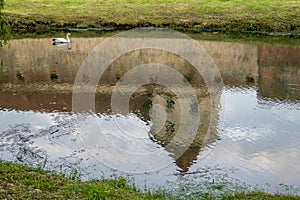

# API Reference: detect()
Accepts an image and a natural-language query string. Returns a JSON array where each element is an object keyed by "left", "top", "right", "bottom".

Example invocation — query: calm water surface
[{"left": 0, "top": 32, "right": 300, "bottom": 195}]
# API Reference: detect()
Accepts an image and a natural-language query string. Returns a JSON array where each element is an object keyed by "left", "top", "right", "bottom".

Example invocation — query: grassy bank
[
  {"left": 0, "top": 161, "right": 167, "bottom": 199},
  {"left": 3, "top": 0, "right": 300, "bottom": 34},
  {"left": 1, "top": 161, "right": 300, "bottom": 199}
]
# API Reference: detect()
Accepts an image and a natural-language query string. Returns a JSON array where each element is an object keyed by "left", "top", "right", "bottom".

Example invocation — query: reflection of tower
[
  {"left": 147, "top": 85, "right": 220, "bottom": 172},
  {"left": 103, "top": 46, "right": 222, "bottom": 173}
]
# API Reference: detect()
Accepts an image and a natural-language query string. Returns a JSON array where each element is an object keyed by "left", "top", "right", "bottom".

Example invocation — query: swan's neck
[{"left": 66, "top": 34, "right": 70, "bottom": 42}]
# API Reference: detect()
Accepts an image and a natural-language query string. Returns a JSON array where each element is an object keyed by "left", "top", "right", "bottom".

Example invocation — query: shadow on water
[{"left": 0, "top": 34, "right": 300, "bottom": 194}]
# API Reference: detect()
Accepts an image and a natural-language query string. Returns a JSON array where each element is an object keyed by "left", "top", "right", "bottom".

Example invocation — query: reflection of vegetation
[
  {"left": 0, "top": 59, "right": 7, "bottom": 78},
  {"left": 245, "top": 75, "right": 255, "bottom": 83},
  {"left": 0, "top": 0, "right": 11, "bottom": 47},
  {"left": 166, "top": 97, "right": 175, "bottom": 110},
  {"left": 183, "top": 73, "right": 192, "bottom": 83},
  {"left": 50, "top": 71, "right": 58, "bottom": 81},
  {"left": 165, "top": 120, "right": 175, "bottom": 135}
]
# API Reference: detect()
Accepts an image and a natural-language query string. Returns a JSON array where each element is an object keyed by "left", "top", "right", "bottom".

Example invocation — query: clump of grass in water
[
  {"left": 168, "top": 166, "right": 300, "bottom": 199},
  {"left": 168, "top": 166, "right": 243, "bottom": 199}
]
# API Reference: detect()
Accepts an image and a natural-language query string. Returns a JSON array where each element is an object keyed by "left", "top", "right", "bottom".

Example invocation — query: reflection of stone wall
[
  {"left": 0, "top": 90, "right": 111, "bottom": 113},
  {"left": 0, "top": 38, "right": 103, "bottom": 84},
  {"left": 202, "top": 41, "right": 258, "bottom": 86},
  {"left": 101, "top": 48, "right": 206, "bottom": 87},
  {"left": 258, "top": 45, "right": 300, "bottom": 100},
  {"left": 1, "top": 38, "right": 259, "bottom": 86}
]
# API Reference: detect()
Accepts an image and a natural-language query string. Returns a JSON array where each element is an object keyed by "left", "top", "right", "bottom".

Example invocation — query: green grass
[
  {"left": 2, "top": 0, "right": 300, "bottom": 46},
  {"left": 0, "top": 161, "right": 168, "bottom": 199},
  {"left": 3, "top": 0, "right": 300, "bottom": 33},
  {"left": 1, "top": 160, "right": 300, "bottom": 199},
  {"left": 223, "top": 192, "right": 300, "bottom": 200}
]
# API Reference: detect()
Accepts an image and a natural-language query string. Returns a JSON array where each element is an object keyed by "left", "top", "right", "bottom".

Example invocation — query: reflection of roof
[{"left": 176, "top": 146, "right": 203, "bottom": 172}]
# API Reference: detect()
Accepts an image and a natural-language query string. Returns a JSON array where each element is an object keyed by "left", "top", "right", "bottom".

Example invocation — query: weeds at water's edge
[
  {"left": 0, "top": 160, "right": 300, "bottom": 199},
  {"left": 0, "top": 160, "right": 170, "bottom": 199}
]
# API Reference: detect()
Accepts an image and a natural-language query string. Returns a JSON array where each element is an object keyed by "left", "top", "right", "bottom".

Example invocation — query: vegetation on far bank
[
  {"left": 3, "top": 0, "right": 300, "bottom": 35},
  {"left": 0, "top": 0, "right": 299, "bottom": 46},
  {"left": 0, "top": 0, "right": 11, "bottom": 47},
  {"left": 1, "top": 160, "right": 300, "bottom": 200}
]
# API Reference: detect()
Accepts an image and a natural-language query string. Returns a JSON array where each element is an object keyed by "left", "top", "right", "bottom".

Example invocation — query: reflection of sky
[
  {"left": 193, "top": 87, "right": 300, "bottom": 185},
  {"left": 0, "top": 109, "right": 177, "bottom": 188},
  {"left": 0, "top": 109, "right": 55, "bottom": 132},
  {"left": 1, "top": 87, "right": 300, "bottom": 190}
]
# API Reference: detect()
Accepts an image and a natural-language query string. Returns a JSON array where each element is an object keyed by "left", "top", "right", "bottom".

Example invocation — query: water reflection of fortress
[{"left": 0, "top": 38, "right": 299, "bottom": 172}]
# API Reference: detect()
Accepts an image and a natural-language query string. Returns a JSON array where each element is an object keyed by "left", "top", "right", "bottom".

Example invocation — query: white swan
[{"left": 52, "top": 33, "right": 71, "bottom": 43}]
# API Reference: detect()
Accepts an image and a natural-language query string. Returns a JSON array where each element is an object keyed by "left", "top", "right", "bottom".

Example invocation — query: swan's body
[{"left": 52, "top": 33, "right": 71, "bottom": 43}]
